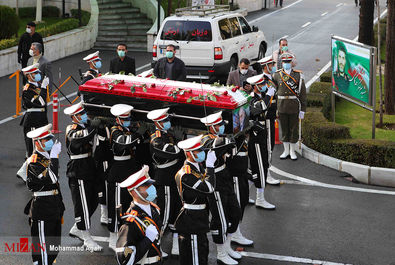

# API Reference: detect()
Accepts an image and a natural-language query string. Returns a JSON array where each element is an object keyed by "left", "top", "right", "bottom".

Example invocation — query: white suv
[{"left": 151, "top": 5, "right": 267, "bottom": 82}]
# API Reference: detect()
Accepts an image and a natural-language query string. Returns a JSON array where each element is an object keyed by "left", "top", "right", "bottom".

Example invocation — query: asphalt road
[{"left": 1, "top": 1, "right": 394, "bottom": 265}]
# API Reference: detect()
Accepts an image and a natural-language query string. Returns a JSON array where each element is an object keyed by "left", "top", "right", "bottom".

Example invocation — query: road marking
[
  {"left": 271, "top": 166, "right": 395, "bottom": 196},
  {"left": 136, "top": 63, "right": 151, "bottom": 72},
  {"left": 91, "top": 236, "right": 109, "bottom": 242},
  {"left": 241, "top": 251, "right": 352, "bottom": 265},
  {"left": 301, "top": 22, "right": 311, "bottom": 28},
  {"left": 321, "top": 11, "right": 328, "bottom": 16},
  {"left": 280, "top": 35, "right": 288, "bottom": 40},
  {"left": 249, "top": 0, "right": 304, "bottom": 24},
  {"left": 336, "top": 3, "right": 344, "bottom": 7}
]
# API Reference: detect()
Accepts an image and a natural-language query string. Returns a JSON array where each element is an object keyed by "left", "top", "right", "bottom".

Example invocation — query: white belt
[
  {"left": 259, "top": 121, "right": 266, "bottom": 125},
  {"left": 34, "top": 189, "right": 58, "bottom": 197},
  {"left": 70, "top": 153, "right": 89, "bottom": 159},
  {"left": 114, "top": 155, "right": 131, "bottom": 161},
  {"left": 214, "top": 164, "right": 226, "bottom": 173},
  {"left": 236, "top": 152, "right": 248, "bottom": 157},
  {"left": 184, "top": 203, "right": 206, "bottom": 210},
  {"left": 271, "top": 100, "right": 277, "bottom": 103},
  {"left": 156, "top": 159, "right": 178, "bottom": 169},
  {"left": 278, "top": 96, "right": 297, "bottom": 99},
  {"left": 26, "top": 108, "right": 45, "bottom": 112},
  {"left": 137, "top": 256, "right": 160, "bottom": 264}
]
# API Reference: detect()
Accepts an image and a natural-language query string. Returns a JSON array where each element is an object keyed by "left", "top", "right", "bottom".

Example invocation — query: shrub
[
  {"left": 36, "top": 18, "right": 79, "bottom": 37},
  {"left": 319, "top": 71, "right": 332, "bottom": 83},
  {"left": 16, "top": 6, "right": 60, "bottom": 18},
  {"left": 309, "top": 81, "right": 332, "bottom": 94},
  {"left": 307, "top": 93, "right": 326, "bottom": 107},
  {"left": 70, "top": 9, "right": 91, "bottom": 26},
  {"left": 0, "top": 5, "right": 19, "bottom": 39},
  {"left": 0, "top": 38, "right": 18, "bottom": 50}
]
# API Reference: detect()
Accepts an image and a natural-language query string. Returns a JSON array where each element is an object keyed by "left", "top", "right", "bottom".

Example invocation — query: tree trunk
[
  {"left": 358, "top": 0, "right": 375, "bottom": 45},
  {"left": 168, "top": 0, "right": 172, "bottom": 15},
  {"left": 385, "top": 1, "right": 395, "bottom": 114}
]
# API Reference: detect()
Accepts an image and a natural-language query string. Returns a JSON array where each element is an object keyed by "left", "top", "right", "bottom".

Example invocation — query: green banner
[{"left": 331, "top": 38, "right": 372, "bottom": 104}]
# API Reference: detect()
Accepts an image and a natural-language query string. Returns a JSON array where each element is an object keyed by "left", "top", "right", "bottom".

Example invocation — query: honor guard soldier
[
  {"left": 20, "top": 63, "right": 49, "bottom": 158},
  {"left": 258, "top": 56, "right": 280, "bottom": 185},
  {"left": 175, "top": 135, "right": 217, "bottom": 265},
  {"left": 81, "top": 51, "right": 102, "bottom": 86},
  {"left": 108, "top": 104, "right": 143, "bottom": 251},
  {"left": 272, "top": 53, "right": 307, "bottom": 160},
  {"left": 147, "top": 108, "right": 183, "bottom": 257},
  {"left": 116, "top": 165, "right": 162, "bottom": 265},
  {"left": 246, "top": 74, "right": 277, "bottom": 209},
  {"left": 25, "top": 124, "right": 65, "bottom": 265},
  {"left": 64, "top": 102, "right": 103, "bottom": 251},
  {"left": 200, "top": 112, "right": 242, "bottom": 265}
]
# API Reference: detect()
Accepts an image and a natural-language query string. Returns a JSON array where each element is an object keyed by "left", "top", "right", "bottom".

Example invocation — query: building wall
[{"left": 0, "top": 0, "right": 91, "bottom": 15}]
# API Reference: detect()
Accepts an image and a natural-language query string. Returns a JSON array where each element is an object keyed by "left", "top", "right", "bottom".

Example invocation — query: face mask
[
  {"left": 193, "top": 150, "right": 206, "bottom": 163},
  {"left": 117, "top": 50, "right": 125, "bottom": 57},
  {"left": 94, "top": 60, "right": 102, "bottom": 69},
  {"left": 43, "top": 139, "right": 54, "bottom": 152},
  {"left": 217, "top": 124, "right": 225, "bottom": 135},
  {"left": 282, "top": 63, "right": 292, "bottom": 71},
  {"left": 281, "top": 46, "right": 288, "bottom": 52},
  {"left": 162, "top": 121, "right": 171, "bottom": 131},
  {"left": 145, "top": 185, "right": 157, "bottom": 202},
  {"left": 34, "top": 73, "right": 41, "bottom": 82},
  {"left": 79, "top": 113, "right": 88, "bottom": 124},
  {"left": 240, "top": 69, "right": 248, "bottom": 75},
  {"left": 29, "top": 49, "right": 34, "bottom": 57},
  {"left": 259, "top": 84, "right": 268, "bottom": 93},
  {"left": 166, "top": 51, "right": 174, "bottom": 59},
  {"left": 26, "top": 28, "right": 32, "bottom": 34},
  {"left": 123, "top": 120, "right": 131, "bottom": 127},
  {"left": 271, "top": 65, "right": 276, "bottom": 74}
]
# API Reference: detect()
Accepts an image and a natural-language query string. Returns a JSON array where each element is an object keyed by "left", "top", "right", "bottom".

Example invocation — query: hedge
[
  {"left": 319, "top": 71, "right": 332, "bottom": 83},
  {"left": 0, "top": 38, "right": 18, "bottom": 50},
  {"left": 0, "top": 5, "right": 19, "bottom": 39},
  {"left": 70, "top": 9, "right": 91, "bottom": 26},
  {"left": 15, "top": 6, "right": 60, "bottom": 18}
]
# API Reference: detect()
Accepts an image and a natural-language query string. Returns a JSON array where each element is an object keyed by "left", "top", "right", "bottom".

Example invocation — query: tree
[
  {"left": 384, "top": 1, "right": 395, "bottom": 114},
  {"left": 358, "top": 0, "right": 374, "bottom": 46}
]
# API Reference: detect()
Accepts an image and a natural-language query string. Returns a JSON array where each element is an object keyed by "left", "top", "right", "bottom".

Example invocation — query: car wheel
[
  {"left": 229, "top": 56, "right": 238, "bottom": 72},
  {"left": 258, "top": 43, "right": 266, "bottom": 60}
]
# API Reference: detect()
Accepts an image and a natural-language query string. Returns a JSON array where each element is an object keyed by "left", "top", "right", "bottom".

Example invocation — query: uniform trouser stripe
[
  {"left": 214, "top": 191, "right": 227, "bottom": 242},
  {"left": 255, "top": 144, "right": 266, "bottom": 188},
  {"left": 233, "top": 177, "right": 241, "bottom": 205},
  {"left": 161, "top": 186, "right": 171, "bottom": 235},
  {"left": 38, "top": 220, "right": 48, "bottom": 265},
  {"left": 191, "top": 234, "right": 199, "bottom": 265},
  {"left": 115, "top": 183, "right": 121, "bottom": 232},
  {"left": 78, "top": 179, "right": 90, "bottom": 230},
  {"left": 266, "top": 119, "right": 272, "bottom": 165}
]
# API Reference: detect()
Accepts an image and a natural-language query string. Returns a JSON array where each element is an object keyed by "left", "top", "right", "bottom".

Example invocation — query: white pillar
[{"left": 35, "top": 0, "right": 42, "bottom": 22}]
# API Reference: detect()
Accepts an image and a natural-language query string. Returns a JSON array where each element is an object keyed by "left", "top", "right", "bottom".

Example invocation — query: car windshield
[{"left": 160, "top": 20, "right": 212, "bottom": 42}]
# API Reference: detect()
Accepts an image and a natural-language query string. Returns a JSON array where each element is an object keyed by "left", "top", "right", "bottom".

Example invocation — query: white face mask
[
  {"left": 240, "top": 69, "right": 248, "bottom": 75},
  {"left": 26, "top": 28, "right": 32, "bottom": 34},
  {"left": 29, "top": 49, "right": 34, "bottom": 57}
]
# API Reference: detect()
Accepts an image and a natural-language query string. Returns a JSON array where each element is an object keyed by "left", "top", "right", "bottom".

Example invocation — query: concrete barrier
[
  {"left": 296, "top": 143, "right": 395, "bottom": 188},
  {"left": 0, "top": 0, "right": 98, "bottom": 78}
]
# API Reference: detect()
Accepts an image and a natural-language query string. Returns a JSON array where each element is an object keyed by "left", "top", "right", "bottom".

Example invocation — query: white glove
[
  {"left": 41, "top": 77, "right": 49, "bottom": 89},
  {"left": 205, "top": 150, "right": 217, "bottom": 168},
  {"left": 50, "top": 140, "right": 62, "bottom": 158},
  {"left": 266, "top": 86, "right": 276, "bottom": 97},
  {"left": 299, "top": 111, "right": 305, "bottom": 120},
  {"left": 145, "top": 224, "right": 159, "bottom": 242}
]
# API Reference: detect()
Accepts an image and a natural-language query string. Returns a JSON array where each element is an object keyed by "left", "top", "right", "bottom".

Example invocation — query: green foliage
[
  {"left": 36, "top": 18, "right": 79, "bottom": 37},
  {"left": 0, "top": 5, "right": 19, "bottom": 39},
  {"left": 374, "top": 18, "right": 386, "bottom": 63},
  {"left": 307, "top": 93, "right": 326, "bottom": 107},
  {"left": 70, "top": 9, "right": 91, "bottom": 26},
  {"left": 309, "top": 81, "right": 332, "bottom": 94},
  {"left": 319, "top": 71, "right": 332, "bottom": 83},
  {"left": 16, "top": 6, "right": 60, "bottom": 18},
  {"left": 0, "top": 38, "right": 18, "bottom": 50},
  {"left": 321, "top": 92, "right": 332, "bottom": 121}
]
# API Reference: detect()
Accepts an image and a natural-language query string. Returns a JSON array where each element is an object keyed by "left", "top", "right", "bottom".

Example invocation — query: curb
[{"left": 295, "top": 144, "right": 395, "bottom": 188}]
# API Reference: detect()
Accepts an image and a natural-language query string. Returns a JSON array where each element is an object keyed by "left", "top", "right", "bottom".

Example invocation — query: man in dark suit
[
  {"left": 17, "top": 22, "right": 44, "bottom": 84},
  {"left": 29, "top": 42, "right": 53, "bottom": 93},
  {"left": 153, "top": 44, "right": 186, "bottom": 81},
  {"left": 109, "top": 44, "right": 136, "bottom": 75},
  {"left": 226, "top": 58, "right": 257, "bottom": 92}
]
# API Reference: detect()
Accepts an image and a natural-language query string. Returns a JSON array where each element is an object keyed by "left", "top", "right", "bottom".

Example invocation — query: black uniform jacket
[
  {"left": 116, "top": 202, "right": 162, "bottom": 265},
  {"left": 25, "top": 151, "right": 65, "bottom": 221},
  {"left": 20, "top": 81, "right": 48, "bottom": 128},
  {"left": 150, "top": 129, "right": 183, "bottom": 186},
  {"left": 65, "top": 123, "right": 97, "bottom": 180}
]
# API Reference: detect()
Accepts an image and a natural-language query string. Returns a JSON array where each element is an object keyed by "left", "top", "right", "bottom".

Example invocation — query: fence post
[{"left": 9, "top": 70, "right": 22, "bottom": 118}]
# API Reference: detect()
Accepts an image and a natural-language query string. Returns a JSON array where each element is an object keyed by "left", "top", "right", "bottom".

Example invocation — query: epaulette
[
  {"left": 184, "top": 164, "right": 191, "bottom": 174},
  {"left": 155, "top": 130, "right": 161, "bottom": 137},
  {"left": 30, "top": 154, "right": 38, "bottom": 163},
  {"left": 23, "top": 84, "right": 30, "bottom": 91},
  {"left": 124, "top": 210, "right": 138, "bottom": 223},
  {"left": 71, "top": 124, "right": 78, "bottom": 130}
]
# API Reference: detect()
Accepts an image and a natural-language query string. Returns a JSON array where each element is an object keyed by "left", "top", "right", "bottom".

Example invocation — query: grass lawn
[
  {"left": 17, "top": 17, "right": 65, "bottom": 37},
  {"left": 335, "top": 76, "right": 395, "bottom": 140}
]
